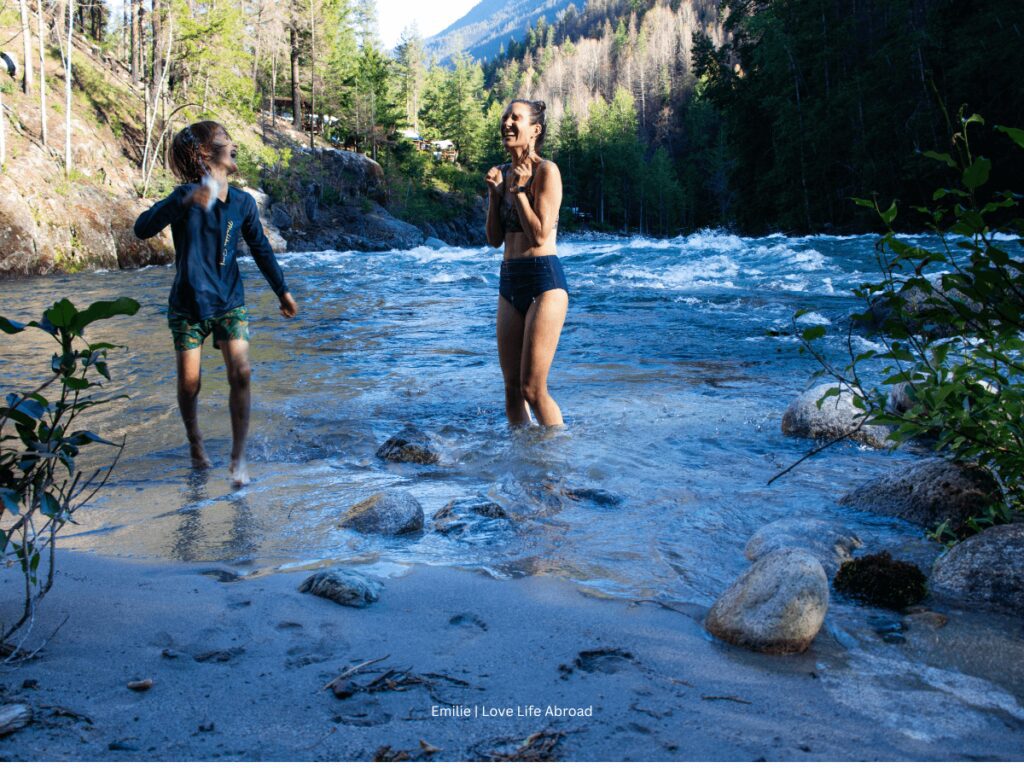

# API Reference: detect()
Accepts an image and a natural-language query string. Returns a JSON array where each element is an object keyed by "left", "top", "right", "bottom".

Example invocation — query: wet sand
[{"left": 2, "top": 552, "right": 1022, "bottom": 761}]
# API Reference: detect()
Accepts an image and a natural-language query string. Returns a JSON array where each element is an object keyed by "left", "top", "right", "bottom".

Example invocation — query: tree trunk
[
  {"left": 151, "top": 0, "right": 163, "bottom": 90},
  {"left": 19, "top": 0, "right": 33, "bottom": 95},
  {"left": 134, "top": 0, "right": 145, "bottom": 82},
  {"left": 36, "top": 0, "right": 46, "bottom": 146},
  {"left": 64, "top": 0, "right": 73, "bottom": 177},
  {"left": 290, "top": 17, "right": 300, "bottom": 129},
  {"left": 309, "top": 0, "right": 315, "bottom": 150},
  {"left": 271, "top": 49, "right": 277, "bottom": 127},
  {"left": 0, "top": 87, "right": 6, "bottom": 168}
]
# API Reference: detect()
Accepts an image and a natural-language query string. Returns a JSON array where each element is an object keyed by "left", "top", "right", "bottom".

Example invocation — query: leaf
[
  {"left": 0, "top": 489, "right": 20, "bottom": 514},
  {"left": 922, "top": 150, "right": 956, "bottom": 169},
  {"left": 70, "top": 298, "right": 141, "bottom": 334},
  {"left": 996, "top": 125, "right": 1024, "bottom": 150},
  {"left": 64, "top": 377, "right": 92, "bottom": 391},
  {"left": 66, "top": 430, "right": 115, "bottom": 447},
  {"left": 881, "top": 201, "right": 898, "bottom": 226},
  {"left": 801, "top": 325, "right": 826, "bottom": 342},
  {"left": 0, "top": 316, "right": 26, "bottom": 334},
  {"left": 962, "top": 157, "right": 991, "bottom": 190},
  {"left": 40, "top": 492, "right": 60, "bottom": 518},
  {"left": 44, "top": 298, "right": 77, "bottom": 330}
]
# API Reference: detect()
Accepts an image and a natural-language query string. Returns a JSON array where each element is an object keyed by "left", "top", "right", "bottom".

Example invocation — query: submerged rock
[
  {"left": 839, "top": 458, "right": 1001, "bottom": 532},
  {"left": 781, "top": 383, "right": 892, "bottom": 448},
  {"left": 376, "top": 426, "right": 440, "bottom": 465},
  {"left": 340, "top": 490, "right": 424, "bottom": 535},
  {"left": 705, "top": 549, "right": 829, "bottom": 654},
  {"left": 298, "top": 569, "right": 382, "bottom": 607},
  {"left": 744, "top": 518, "right": 863, "bottom": 577},
  {"left": 433, "top": 496, "right": 511, "bottom": 537},
  {"left": 833, "top": 551, "right": 927, "bottom": 609},
  {"left": 857, "top": 280, "right": 982, "bottom": 339},
  {"left": 930, "top": 523, "right": 1024, "bottom": 613}
]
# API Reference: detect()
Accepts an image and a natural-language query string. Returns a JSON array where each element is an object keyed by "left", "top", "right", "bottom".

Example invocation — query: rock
[
  {"left": 127, "top": 678, "right": 154, "bottom": 691},
  {"left": 930, "top": 523, "right": 1024, "bottom": 613},
  {"left": 304, "top": 182, "right": 321, "bottom": 224},
  {"left": 858, "top": 279, "right": 982, "bottom": 339},
  {"left": 433, "top": 496, "right": 511, "bottom": 537},
  {"left": 354, "top": 202, "right": 426, "bottom": 250},
  {"left": 340, "top": 490, "right": 424, "bottom": 535},
  {"left": 705, "top": 548, "right": 829, "bottom": 654},
  {"left": 839, "top": 458, "right": 1001, "bottom": 532},
  {"left": 376, "top": 426, "right": 440, "bottom": 464},
  {"left": 887, "top": 381, "right": 915, "bottom": 415},
  {"left": 0, "top": 188, "right": 39, "bottom": 274},
  {"left": 0, "top": 703, "right": 32, "bottom": 737},
  {"left": 744, "top": 518, "right": 863, "bottom": 577},
  {"left": 298, "top": 568, "right": 382, "bottom": 607},
  {"left": 833, "top": 551, "right": 928, "bottom": 609},
  {"left": 781, "top": 383, "right": 893, "bottom": 448},
  {"left": 423, "top": 237, "right": 449, "bottom": 249},
  {"left": 271, "top": 203, "right": 293, "bottom": 230},
  {"left": 904, "top": 609, "right": 948, "bottom": 629}
]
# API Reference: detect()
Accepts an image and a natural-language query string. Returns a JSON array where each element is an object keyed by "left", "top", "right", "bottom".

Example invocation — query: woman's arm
[
  {"left": 512, "top": 161, "right": 562, "bottom": 247},
  {"left": 484, "top": 166, "right": 505, "bottom": 248},
  {"left": 133, "top": 185, "right": 192, "bottom": 239},
  {"left": 241, "top": 195, "right": 293, "bottom": 308}
]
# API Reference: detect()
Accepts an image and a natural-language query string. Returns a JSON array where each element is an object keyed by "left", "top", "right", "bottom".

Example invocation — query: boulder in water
[
  {"left": 744, "top": 518, "right": 863, "bottom": 577},
  {"left": 433, "top": 496, "right": 511, "bottom": 537},
  {"left": 833, "top": 551, "right": 927, "bottom": 609},
  {"left": 298, "top": 569, "right": 382, "bottom": 607},
  {"left": 839, "top": 458, "right": 1001, "bottom": 532},
  {"left": 376, "top": 426, "right": 440, "bottom": 465},
  {"left": 781, "top": 383, "right": 892, "bottom": 448},
  {"left": 705, "top": 548, "right": 829, "bottom": 654},
  {"left": 340, "top": 490, "right": 424, "bottom": 535},
  {"left": 930, "top": 523, "right": 1024, "bottom": 614}
]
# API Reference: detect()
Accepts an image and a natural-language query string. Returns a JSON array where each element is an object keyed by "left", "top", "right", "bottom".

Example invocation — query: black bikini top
[{"left": 500, "top": 161, "right": 558, "bottom": 233}]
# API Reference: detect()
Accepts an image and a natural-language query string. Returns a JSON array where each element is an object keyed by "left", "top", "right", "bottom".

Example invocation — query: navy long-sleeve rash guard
[{"left": 134, "top": 183, "right": 290, "bottom": 322}]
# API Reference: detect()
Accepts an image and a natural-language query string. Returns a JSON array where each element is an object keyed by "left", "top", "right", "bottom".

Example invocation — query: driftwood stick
[{"left": 321, "top": 654, "right": 390, "bottom": 691}]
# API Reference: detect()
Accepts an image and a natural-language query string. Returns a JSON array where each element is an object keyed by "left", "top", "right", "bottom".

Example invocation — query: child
[{"left": 134, "top": 120, "right": 298, "bottom": 486}]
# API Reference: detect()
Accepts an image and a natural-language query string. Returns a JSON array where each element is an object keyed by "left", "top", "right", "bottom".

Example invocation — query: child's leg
[
  {"left": 175, "top": 347, "right": 212, "bottom": 469},
  {"left": 219, "top": 338, "right": 252, "bottom": 486}
]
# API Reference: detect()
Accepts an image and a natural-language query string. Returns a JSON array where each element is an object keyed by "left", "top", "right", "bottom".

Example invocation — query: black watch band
[{"left": 514, "top": 185, "right": 529, "bottom": 194}]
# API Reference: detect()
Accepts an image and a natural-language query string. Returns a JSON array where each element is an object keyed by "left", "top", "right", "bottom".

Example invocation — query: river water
[{"left": 2, "top": 230, "right": 1023, "bottom": 736}]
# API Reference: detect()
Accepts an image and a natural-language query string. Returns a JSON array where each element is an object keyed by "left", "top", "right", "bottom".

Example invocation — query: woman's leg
[
  {"left": 219, "top": 339, "right": 252, "bottom": 486},
  {"left": 175, "top": 347, "right": 212, "bottom": 468},
  {"left": 497, "top": 295, "right": 531, "bottom": 425},
  {"left": 520, "top": 288, "right": 568, "bottom": 426}
]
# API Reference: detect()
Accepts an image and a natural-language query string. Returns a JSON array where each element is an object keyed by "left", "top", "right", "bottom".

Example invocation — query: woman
[
  {"left": 485, "top": 99, "right": 568, "bottom": 427},
  {"left": 134, "top": 120, "right": 299, "bottom": 486}
]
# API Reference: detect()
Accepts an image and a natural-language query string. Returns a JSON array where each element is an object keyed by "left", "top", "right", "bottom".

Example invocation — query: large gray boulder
[
  {"left": 340, "top": 490, "right": 424, "bottom": 535},
  {"left": 705, "top": 548, "right": 829, "bottom": 654},
  {"left": 376, "top": 426, "right": 440, "bottom": 465},
  {"left": 840, "top": 458, "right": 1001, "bottom": 531},
  {"left": 298, "top": 569, "right": 382, "bottom": 607},
  {"left": 858, "top": 279, "right": 982, "bottom": 339},
  {"left": 930, "top": 523, "right": 1024, "bottom": 613},
  {"left": 781, "top": 383, "right": 892, "bottom": 449},
  {"left": 744, "top": 518, "right": 863, "bottom": 577}
]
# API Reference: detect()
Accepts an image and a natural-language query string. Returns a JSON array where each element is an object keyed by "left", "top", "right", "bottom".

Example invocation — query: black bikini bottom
[{"left": 498, "top": 256, "right": 569, "bottom": 316}]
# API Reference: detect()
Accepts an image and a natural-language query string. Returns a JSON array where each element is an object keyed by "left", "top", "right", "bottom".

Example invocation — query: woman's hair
[
  {"left": 169, "top": 120, "right": 229, "bottom": 182},
  {"left": 502, "top": 99, "right": 547, "bottom": 152}
]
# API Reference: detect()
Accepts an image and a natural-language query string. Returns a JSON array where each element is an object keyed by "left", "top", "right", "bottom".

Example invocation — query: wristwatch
[{"left": 514, "top": 185, "right": 529, "bottom": 194}]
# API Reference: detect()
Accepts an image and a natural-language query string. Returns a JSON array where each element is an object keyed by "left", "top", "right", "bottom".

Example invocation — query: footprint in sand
[
  {"left": 560, "top": 648, "right": 637, "bottom": 679},
  {"left": 448, "top": 613, "right": 488, "bottom": 633}
]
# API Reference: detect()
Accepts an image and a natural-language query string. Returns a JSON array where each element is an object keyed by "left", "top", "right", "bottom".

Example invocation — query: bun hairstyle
[
  {"left": 169, "top": 120, "right": 228, "bottom": 183},
  {"left": 503, "top": 99, "right": 547, "bottom": 152}
]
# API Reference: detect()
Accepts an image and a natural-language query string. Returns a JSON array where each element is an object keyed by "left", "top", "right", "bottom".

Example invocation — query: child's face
[{"left": 208, "top": 128, "right": 238, "bottom": 175}]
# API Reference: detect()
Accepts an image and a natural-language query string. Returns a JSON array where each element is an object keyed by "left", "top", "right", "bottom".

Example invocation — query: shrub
[
  {"left": 0, "top": 297, "right": 139, "bottom": 655},
  {"left": 793, "top": 111, "right": 1024, "bottom": 545}
]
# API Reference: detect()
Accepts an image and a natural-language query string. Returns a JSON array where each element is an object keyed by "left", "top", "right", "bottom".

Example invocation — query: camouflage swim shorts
[{"left": 168, "top": 305, "right": 250, "bottom": 351}]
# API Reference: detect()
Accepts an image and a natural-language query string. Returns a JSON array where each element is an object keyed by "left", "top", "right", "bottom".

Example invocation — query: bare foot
[
  {"left": 229, "top": 458, "right": 250, "bottom": 487},
  {"left": 190, "top": 442, "right": 213, "bottom": 470}
]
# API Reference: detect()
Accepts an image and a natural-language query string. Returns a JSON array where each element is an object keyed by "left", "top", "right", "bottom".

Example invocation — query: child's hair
[
  {"left": 502, "top": 100, "right": 547, "bottom": 151},
  {"left": 169, "top": 120, "right": 229, "bottom": 183}
]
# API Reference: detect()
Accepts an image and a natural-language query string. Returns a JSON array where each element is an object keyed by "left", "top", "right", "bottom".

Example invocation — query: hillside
[{"left": 425, "top": 0, "right": 578, "bottom": 64}]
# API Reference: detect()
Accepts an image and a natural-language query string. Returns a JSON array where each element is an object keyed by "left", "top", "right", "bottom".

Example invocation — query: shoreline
[{"left": 2, "top": 551, "right": 1022, "bottom": 760}]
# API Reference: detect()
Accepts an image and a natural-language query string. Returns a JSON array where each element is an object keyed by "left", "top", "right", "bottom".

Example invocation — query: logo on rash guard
[{"left": 220, "top": 220, "right": 235, "bottom": 265}]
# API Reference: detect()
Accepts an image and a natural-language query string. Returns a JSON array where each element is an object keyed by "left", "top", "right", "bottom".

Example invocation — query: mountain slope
[{"left": 425, "top": 0, "right": 578, "bottom": 64}]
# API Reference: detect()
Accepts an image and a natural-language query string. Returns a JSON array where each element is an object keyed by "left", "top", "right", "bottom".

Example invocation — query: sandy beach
[{"left": 2, "top": 551, "right": 1022, "bottom": 761}]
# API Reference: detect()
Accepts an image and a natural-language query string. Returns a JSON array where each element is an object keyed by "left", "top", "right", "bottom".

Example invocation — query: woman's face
[
  {"left": 501, "top": 103, "right": 539, "bottom": 152},
  {"left": 208, "top": 127, "right": 238, "bottom": 174}
]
